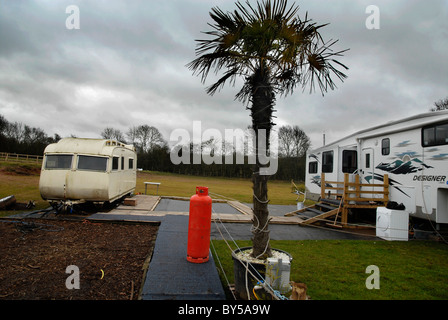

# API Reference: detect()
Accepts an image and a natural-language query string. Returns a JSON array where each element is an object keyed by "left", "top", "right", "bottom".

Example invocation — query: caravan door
[
  {"left": 361, "top": 147, "right": 376, "bottom": 197},
  {"left": 361, "top": 148, "right": 374, "bottom": 181}
]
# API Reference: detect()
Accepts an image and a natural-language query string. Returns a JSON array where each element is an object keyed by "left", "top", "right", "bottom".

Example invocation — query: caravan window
[
  {"left": 342, "top": 150, "right": 357, "bottom": 173},
  {"left": 436, "top": 124, "right": 448, "bottom": 145},
  {"left": 45, "top": 154, "right": 73, "bottom": 170},
  {"left": 381, "top": 138, "right": 390, "bottom": 155},
  {"left": 309, "top": 161, "right": 318, "bottom": 174},
  {"left": 112, "top": 157, "right": 119, "bottom": 171},
  {"left": 423, "top": 122, "right": 448, "bottom": 147},
  {"left": 322, "top": 151, "right": 333, "bottom": 173},
  {"left": 129, "top": 158, "right": 134, "bottom": 170},
  {"left": 77, "top": 155, "right": 108, "bottom": 172},
  {"left": 365, "top": 153, "right": 371, "bottom": 168}
]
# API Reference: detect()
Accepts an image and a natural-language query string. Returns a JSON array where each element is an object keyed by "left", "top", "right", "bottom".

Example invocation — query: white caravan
[
  {"left": 305, "top": 111, "right": 448, "bottom": 224},
  {"left": 39, "top": 138, "right": 137, "bottom": 210}
]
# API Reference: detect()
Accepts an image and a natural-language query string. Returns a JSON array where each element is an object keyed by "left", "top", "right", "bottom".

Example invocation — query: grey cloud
[{"left": 0, "top": 0, "right": 447, "bottom": 148}]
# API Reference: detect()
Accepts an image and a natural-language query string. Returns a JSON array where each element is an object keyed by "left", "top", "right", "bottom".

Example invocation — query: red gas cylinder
[{"left": 187, "top": 186, "right": 213, "bottom": 263}]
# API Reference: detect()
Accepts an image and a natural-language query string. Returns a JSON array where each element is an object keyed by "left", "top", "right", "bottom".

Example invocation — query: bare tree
[
  {"left": 126, "top": 126, "right": 139, "bottom": 146},
  {"left": 5, "top": 121, "right": 24, "bottom": 142},
  {"left": 0, "top": 115, "right": 7, "bottom": 135},
  {"left": 101, "top": 127, "right": 126, "bottom": 142},
  {"left": 292, "top": 126, "right": 311, "bottom": 157},
  {"left": 431, "top": 97, "right": 448, "bottom": 112},
  {"left": 278, "top": 125, "right": 310, "bottom": 157},
  {"left": 135, "top": 125, "right": 165, "bottom": 153},
  {"left": 278, "top": 126, "right": 295, "bottom": 157},
  {"left": 23, "top": 125, "right": 46, "bottom": 144}
]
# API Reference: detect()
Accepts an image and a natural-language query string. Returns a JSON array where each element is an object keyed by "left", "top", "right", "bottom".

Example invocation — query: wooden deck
[
  {"left": 212, "top": 213, "right": 303, "bottom": 225},
  {"left": 227, "top": 201, "right": 253, "bottom": 215},
  {"left": 98, "top": 194, "right": 303, "bottom": 225},
  {"left": 286, "top": 173, "right": 389, "bottom": 227}
]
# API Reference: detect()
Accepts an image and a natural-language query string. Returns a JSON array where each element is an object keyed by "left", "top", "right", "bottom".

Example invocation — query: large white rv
[
  {"left": 305, "top": 111, "right": 448, "bottom": 225},
  {"left": 39, "top": 138, "right": 137, "bottom": 210}
]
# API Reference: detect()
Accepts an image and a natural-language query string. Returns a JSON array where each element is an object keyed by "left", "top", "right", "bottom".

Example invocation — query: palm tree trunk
[{"left": 250, "top": 67, "right": 275, "bottom": 259}]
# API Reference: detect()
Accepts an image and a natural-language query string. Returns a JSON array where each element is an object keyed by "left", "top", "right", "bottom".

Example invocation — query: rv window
[
  {"left": 342, "top": 150, "right": 357, "bottom": 173},
  {"left": 423, "top": 122, "right": 448, "bottom": 147},
  {"left": 121, "top": 157, "right": 124, "bottom": 170},
  {"left": 45, "top": 154, "right": 73, "bottom": 170},
  {"left": 365, "top": 153, "right": 371, "bottom": 168},
  {"left": 381, "top": 138, "right": 390, "bottom": 155},
  {"left": 423, "top": 127, "right": 435, "bottom": 146},
  {"left": 77, "top": 155, "right": 108, "bottom": 172},
  {"left": 322, "top": 151, "right": 333, "bottom": 173},
  {"left": 129, "top": 158, "right": 134, "bottom": 170},
  {"left": 436, "top": 124, "right": 448, "bottom": 145},
  {"left": 112, "top": 157, "right": 119, "bottom": 171},
  {"left": 309, "top": 161, "right": 318, "bottom": 174}
]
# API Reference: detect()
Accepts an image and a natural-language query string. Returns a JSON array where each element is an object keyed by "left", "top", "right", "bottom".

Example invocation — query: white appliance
[
  {"left": 376, "top": 207, "right": 409, "bottom": 241},
  {"left": 265, "top": 258, "right": 291, "bottom": 294}
]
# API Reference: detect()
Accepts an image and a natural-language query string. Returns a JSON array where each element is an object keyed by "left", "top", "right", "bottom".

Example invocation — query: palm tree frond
[
  {"left": 187, "top": 0, "right": 349, "bottom": 97},
  {"left": 206, "top": 67, "right": 240, "bottom": 96}
]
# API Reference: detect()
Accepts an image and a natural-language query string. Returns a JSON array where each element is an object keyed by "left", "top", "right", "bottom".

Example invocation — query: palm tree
[{"left": 187, "top": 0, "right": 348, "bottom": 258}]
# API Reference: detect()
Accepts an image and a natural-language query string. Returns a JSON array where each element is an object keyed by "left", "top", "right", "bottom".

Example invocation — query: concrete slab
[
  {"left": 212, "top": 202, "right": 241, "bottom": 215},
  {"left": 155, "top": 198, "right": 189, "bottom": 212}
]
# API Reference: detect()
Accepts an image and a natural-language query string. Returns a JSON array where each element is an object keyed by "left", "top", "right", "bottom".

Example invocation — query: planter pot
[{"left": 231, "top": 247, "right": 292, "bottom": 300}]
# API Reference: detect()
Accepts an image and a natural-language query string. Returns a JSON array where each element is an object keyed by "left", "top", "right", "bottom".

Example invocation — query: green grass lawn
[
  {"left": 136, "top": 170, "right": 304, "bottom": 205},
  {"left": 211, "top": 239, "right": 448, "bottom": 300},
  {"left": 0, "top": 162, "right": 49, "bottom": 216}
]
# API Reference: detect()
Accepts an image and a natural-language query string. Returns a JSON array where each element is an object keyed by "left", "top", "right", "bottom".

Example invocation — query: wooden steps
[
  {"left": 286, "top": 173, "right": 389, "bottom": 228},
  {"left": 300, "top": 207, "right": 341, "bottom": 225},
  {"left": 284, "top": 200, "right": 342, "bottom": 226}
]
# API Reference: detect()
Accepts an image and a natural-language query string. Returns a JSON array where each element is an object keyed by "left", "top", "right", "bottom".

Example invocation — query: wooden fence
[
  {"left": 320, "top": 172, "right": 389, "bottom": 225},
  {"left": 0, "top": 152, "right": 43, "bottom": 164}
]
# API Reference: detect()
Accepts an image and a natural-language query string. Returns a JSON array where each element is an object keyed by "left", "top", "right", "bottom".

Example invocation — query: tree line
[
  {"left": 430, "top": 97, "right": 448, "bottom": 112},
  {"left": 0, "top": 114, "right": 61, "bottom": 155},
  {"left": 100, "top": 124, "right": 310, "bottom": 181},
  {"left": 0, "top": 114, "right": 310, "bottom": 181}
]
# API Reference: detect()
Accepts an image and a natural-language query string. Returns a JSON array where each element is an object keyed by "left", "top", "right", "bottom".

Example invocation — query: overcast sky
[{"left": 0, "top": 0, "right": 447, "bottom": 150}]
